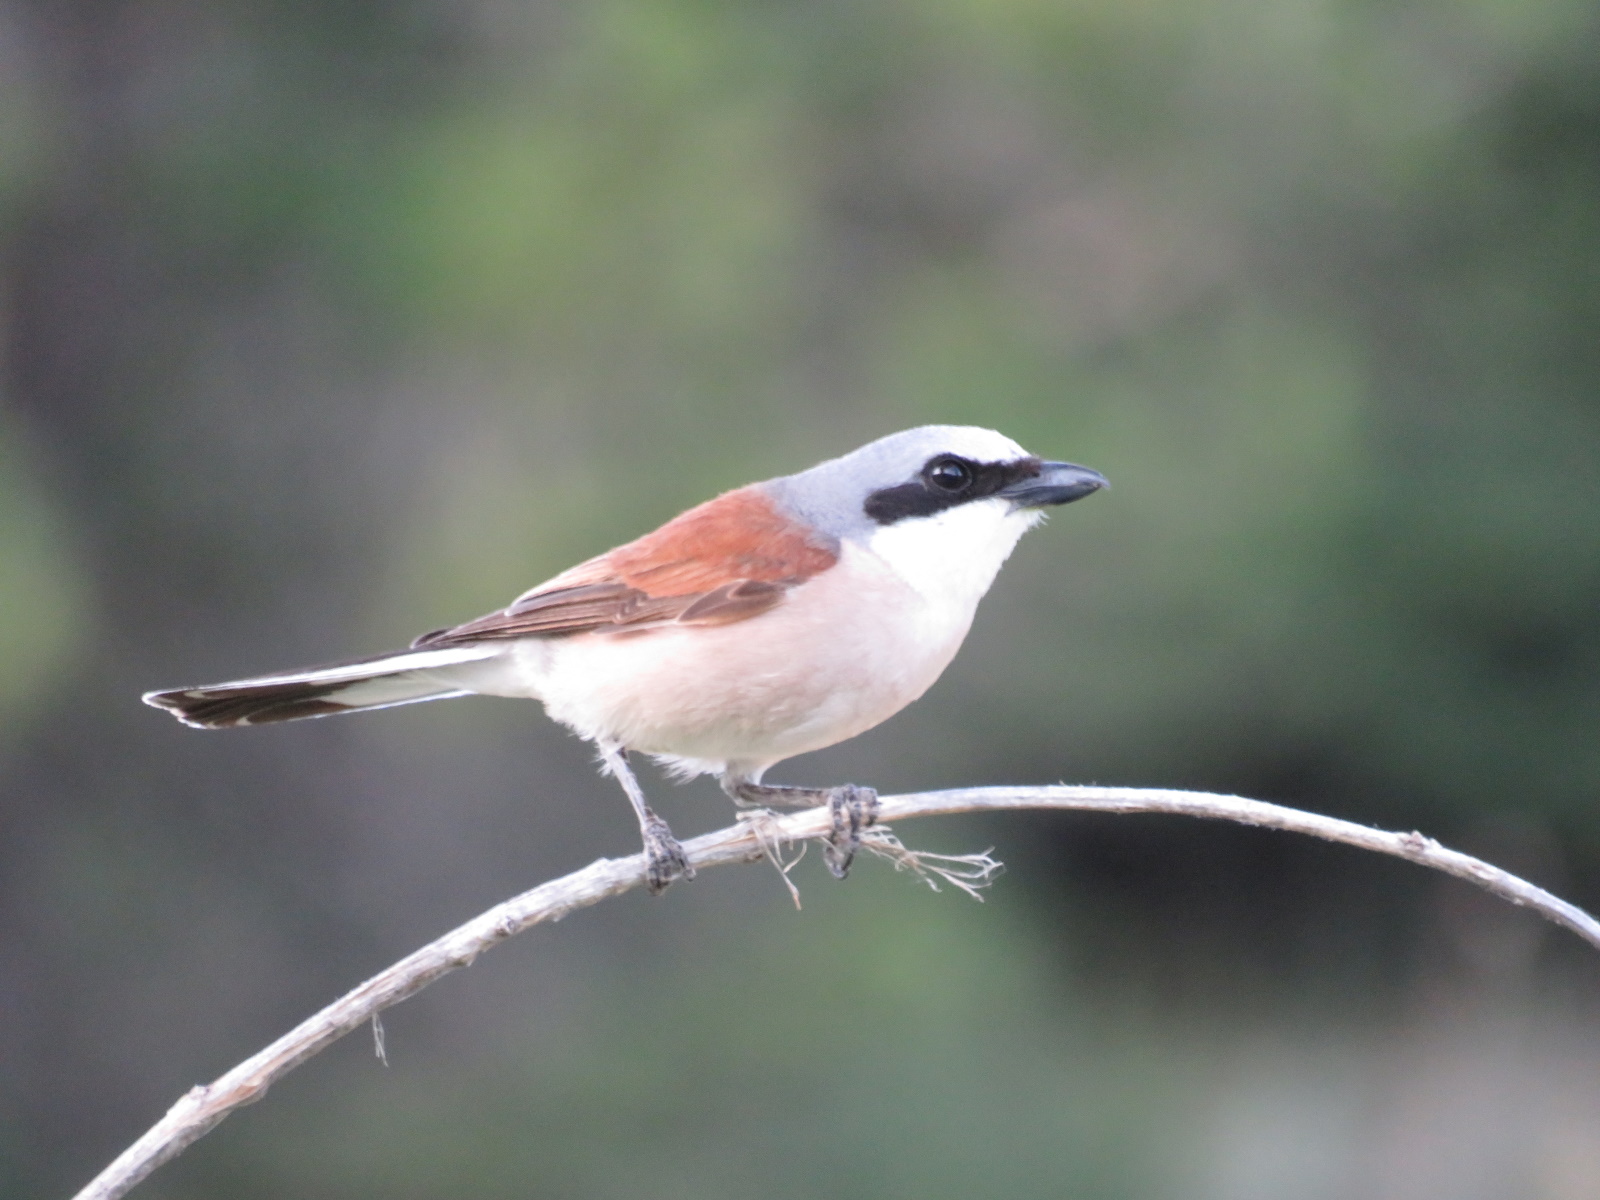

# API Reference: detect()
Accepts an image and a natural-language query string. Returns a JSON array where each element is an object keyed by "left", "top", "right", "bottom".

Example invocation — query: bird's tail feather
[{"left": 142, "top": 644, "right": 502, "bottom": 729}]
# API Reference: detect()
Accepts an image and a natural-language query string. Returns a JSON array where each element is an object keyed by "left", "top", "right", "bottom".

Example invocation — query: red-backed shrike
[{"left": 146, "top": 426, "right": 1106, "bottom": 890}]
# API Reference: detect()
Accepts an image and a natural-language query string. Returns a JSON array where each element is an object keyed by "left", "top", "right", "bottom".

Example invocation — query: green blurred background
[{"left": 3, "top": 0, "right": 1600, "bottom": 1196}]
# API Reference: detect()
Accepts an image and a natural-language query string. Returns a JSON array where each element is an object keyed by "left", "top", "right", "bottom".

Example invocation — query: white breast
[{"left": 864, "top": 497, "right": 1041, "bottom": 636}]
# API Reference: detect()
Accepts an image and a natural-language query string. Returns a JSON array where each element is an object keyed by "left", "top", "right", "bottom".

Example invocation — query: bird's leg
[
  {"left": 720, "top": 776, "right": 880, "bottom": 880},
  {"left": 600, "top": 743, "right": 693, "bottom": 894}
]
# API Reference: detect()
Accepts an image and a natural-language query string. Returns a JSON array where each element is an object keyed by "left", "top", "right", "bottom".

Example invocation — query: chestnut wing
[{"left": 412, "top": 486, "right": 837, "bottom": 648}]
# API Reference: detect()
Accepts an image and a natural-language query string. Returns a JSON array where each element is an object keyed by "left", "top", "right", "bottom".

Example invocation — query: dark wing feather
[
  {"left": 414, "top": 578, "right": 788, "bottom": 646},
  {"left": 675, "top": 580, "right": 788, "bottom": 625}
]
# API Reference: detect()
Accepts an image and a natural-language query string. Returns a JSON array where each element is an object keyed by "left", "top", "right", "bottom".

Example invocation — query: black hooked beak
[{"left": 1001, "top": 461, "right": 1109, "bottom": 508}]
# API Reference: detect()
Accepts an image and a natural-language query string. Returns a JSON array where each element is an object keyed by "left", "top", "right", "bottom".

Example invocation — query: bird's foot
[
  {"left": 640, "top": 808, "right": 694, "bottom": 895},
  {"left": 725, "top": 779, "right": 879, "bottom": 879},
  {"left": 822, "top": 784, "right": 879, "bottom": 879}
]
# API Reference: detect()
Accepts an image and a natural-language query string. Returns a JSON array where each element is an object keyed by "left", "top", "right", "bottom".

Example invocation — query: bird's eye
[{"left": 926, "top": 457, "right": 973, "bottom": 492}]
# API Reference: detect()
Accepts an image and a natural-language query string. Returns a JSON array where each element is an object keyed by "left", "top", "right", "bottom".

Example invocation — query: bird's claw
[
  {"left": 641, "top": 810, "right": 694, "bottom": 895},
  {"left": 823, "top": 785, "right": 879, "bottom": 879}
]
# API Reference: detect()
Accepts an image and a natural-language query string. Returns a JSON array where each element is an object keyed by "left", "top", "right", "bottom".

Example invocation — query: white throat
[{"left": 864, "top": 499, "right": 1041, "bottom": 613}]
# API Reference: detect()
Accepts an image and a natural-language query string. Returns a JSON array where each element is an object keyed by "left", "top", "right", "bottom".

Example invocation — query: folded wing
[{"left": 413, "top": 485, "right": 838, "bottom": 646}]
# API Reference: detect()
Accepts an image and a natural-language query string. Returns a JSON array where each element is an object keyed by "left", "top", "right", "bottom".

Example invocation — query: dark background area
[{"left": 3, "top": 1, "right": 1599, "bottom": 1196}]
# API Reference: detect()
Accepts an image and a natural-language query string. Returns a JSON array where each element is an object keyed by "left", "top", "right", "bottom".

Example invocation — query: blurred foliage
[
  {"left": 2, "top": 0, "right": 1599, "bottom": 1197},
  {"left": 0, "top": 419, "right": 86, "bottom": 734}
]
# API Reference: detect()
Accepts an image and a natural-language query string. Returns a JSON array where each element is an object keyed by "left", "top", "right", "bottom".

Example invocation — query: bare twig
[{"left": 71, "top": 785, "right": 1600, "bottom": 1200}]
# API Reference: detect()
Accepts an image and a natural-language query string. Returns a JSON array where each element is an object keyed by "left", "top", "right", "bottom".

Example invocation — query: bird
[{"left": 144, "top": 426, "right": 1107, "bottom": 892}]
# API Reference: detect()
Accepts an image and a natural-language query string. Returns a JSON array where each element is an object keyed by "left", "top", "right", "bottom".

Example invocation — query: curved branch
[{"left": 71, "top": 785, "right": 1600, "bottom": 1200}]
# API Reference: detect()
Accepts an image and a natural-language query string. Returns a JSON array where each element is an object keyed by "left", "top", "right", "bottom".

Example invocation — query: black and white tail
[{"left": 142, "top": 644, "right": 503, "bottom": 729}]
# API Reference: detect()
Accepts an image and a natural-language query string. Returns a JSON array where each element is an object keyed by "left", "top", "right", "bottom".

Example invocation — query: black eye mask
[{"left": 862, "top": 455, "right": 1044, "bottom": 525}]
